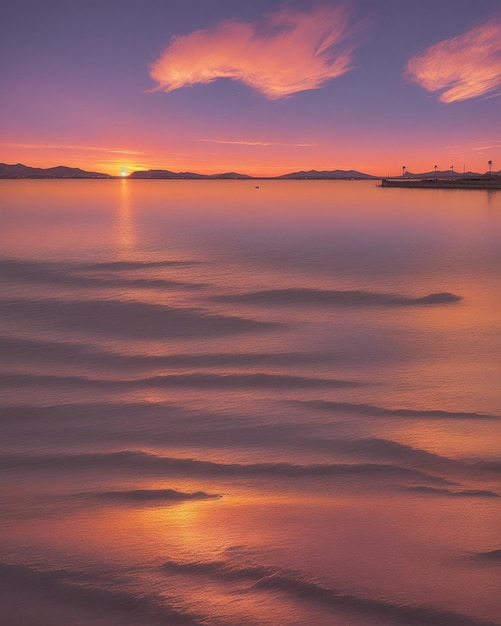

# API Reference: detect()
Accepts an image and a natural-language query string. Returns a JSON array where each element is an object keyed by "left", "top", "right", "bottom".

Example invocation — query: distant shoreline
[
  {"left": 2, "top": 177, "right": 501, "bottom": 191},
  {"left": 381, "top": 177, "right": 501, "bottom": 190},
  {"left": 0, "top": 175, "right": 380, "bottom": 181},
  {"left": 1, "top": 163, "right": 499, "bottom": 187},
  {"left": 0, "top": 163, "right": 378, "bottom": 181}
]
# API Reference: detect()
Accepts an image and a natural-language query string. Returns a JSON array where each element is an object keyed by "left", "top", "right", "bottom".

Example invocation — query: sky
[{"left": 1, "top": 0, "right": 500, "bottom": 176}]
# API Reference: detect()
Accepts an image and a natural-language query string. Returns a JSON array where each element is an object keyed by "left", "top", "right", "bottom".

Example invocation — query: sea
[{"left": 1, "top": 179, "right": 500, "bottom": 626}]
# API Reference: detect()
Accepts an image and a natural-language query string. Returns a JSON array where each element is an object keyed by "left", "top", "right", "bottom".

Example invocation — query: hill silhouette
[
  {"left": 0, "top": 163, "right": 111, "bottom": 179},
  {"left": 277, "top": 169, "right": 377, "bottom": 179},
  {"left": 0, "top": 162, "right": 496, "bottom": 180},
  {"left": 129, "top": 170, "right": 252, "bottom": 179}
]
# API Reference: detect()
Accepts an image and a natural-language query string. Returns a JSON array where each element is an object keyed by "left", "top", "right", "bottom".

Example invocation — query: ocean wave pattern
[
  {"left": 1, "top": 558, "right": 499, "bottom": 626},
  {"left": 160, "top": 557, "right": 501, "bottom": 626},
  {"left": 1, "top": 180, "right": 500, "bottom": 625},
  {"left": 213, "top": 287, "right": 463, "bottom": 307}
]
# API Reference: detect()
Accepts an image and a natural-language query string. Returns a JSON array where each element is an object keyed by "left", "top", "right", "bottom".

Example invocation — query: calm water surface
[{"left": 1, "top": 180, "right": 500, "bottom": 625}]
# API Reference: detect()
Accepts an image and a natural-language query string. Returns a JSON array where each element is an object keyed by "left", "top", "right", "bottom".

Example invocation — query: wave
[
  {"left": 0, "top": 297, "right": 277, "bottom": 338},
  {"left": 338, "top": 438, "right": 450, "bottom": 461},
  {"left": 213, "top": 287, "right": 462, "bottom": 307},
  {"left": 0, "top": 335, "right": 342, "bottom": 369},
  {"left": 0, "top": 562, "right": 201, "bottom": 625},
  {"left": 475, "top": 550, "right": 501, "bottom": 560},
  {"left": 0, "top": 450, "right": 451, "bottom": 484},
  {"left": 401, "top": 486, "right": 500, "bottom": 498},
  {"left": 0, "top": 401, "right": 193, "bottom": 423},
  {"left": 2, "top": 406, "right": 497, "bottom": 494},
  {"left": 91, "top": 488, "right": 221, "bottom": 503},
  {"left": 2, "top": 403, "right": 494, "bottom": 484},
  {"left": 0, "top": 401, "right": 475, "bottom": 463},
  {"left": 469, "top": 461, "right": 501, "bottom": 473},
  {"left": 0, "top": 400, "right": 488, "bottom": 474},
  {"left": 0, "top": 258, "right": 204, "bottom": 290},
  {"left": 0, "top": 402, "right": 456, "bottom": 456},
  {"left": 79, "top": 260, "right": 200, "bottom": 270},
  {"left": 1, "top": 371, "right": 365, "bottom": 390},
  {"left": 298, "top": 400, "right": 498, "bottom": 420},
  {"left": 70, "top": 276, "right": 205, "bottom": 291},
  {"left": 321, "top": 437, "right": 460, "bottom": 466},
  {"left": 0, "top": 404, "right": 468, "bottom": 466},
  {"left": 160, "top": 558, "right": 499, "bottom": 626}
]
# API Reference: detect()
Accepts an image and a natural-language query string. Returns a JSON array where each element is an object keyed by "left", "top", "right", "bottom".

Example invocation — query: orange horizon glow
[
  {"left": 2, "top": 5, "right": 499, "bottom": 180},
  {"left": 1, "top": 143, "right": 498, "bottom": 179}
]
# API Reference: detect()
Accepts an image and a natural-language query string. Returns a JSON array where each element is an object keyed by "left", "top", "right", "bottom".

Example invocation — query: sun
[{"left": 120, "top": 167, "right": 128, "bottom": 177}]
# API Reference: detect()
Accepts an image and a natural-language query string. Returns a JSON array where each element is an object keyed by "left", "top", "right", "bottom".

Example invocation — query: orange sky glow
[{"left": 1, "top": 1, "right": 500, "bottom": 177}]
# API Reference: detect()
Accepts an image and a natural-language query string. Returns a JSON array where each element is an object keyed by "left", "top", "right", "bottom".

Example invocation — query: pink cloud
[
  {"left": 0, "top": 142, "right": 144, "bottom": 155},
  {"left": 406, "top": 18, "right": 501, "bottom": 103},
  {"left": 150, "top": 4, "right": 362, "bottom": 99},
  {"left": 197, "top": 139, "right": 317, "bottom": 147}
]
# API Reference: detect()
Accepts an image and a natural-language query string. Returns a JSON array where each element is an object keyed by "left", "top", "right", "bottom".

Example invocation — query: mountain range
[
  {"left": 401, "top": 169, "right": 500, "bottom": 179},
  {"left": 128, "top": 169, "right": 253, "bottom": 179},
  {"left": 0, "top": 163, "right": 111, "bottom": 179},
  {"left": 0, "top": 162, "right": 498, "bottom": 180},
  {"left": 276, "top": 169, "right": 377, "bottom": 179},
  {"left": 128, "top": 168, "right": 377, "bottom": 179}
]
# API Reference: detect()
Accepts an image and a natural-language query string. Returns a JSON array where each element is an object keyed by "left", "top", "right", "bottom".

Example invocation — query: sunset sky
[{"left": 1, "top": 0, "right": 500, "bottom": 176}]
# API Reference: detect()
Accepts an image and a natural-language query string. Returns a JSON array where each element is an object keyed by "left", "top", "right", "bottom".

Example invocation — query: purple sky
[{"left": 1, "top": 0, "right": 499, "bottom": 175}]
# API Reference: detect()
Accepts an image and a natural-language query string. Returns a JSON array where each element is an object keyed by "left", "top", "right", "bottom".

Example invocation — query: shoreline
[{"left": 381, "top": 177, "right": 501, "bottom": 190}]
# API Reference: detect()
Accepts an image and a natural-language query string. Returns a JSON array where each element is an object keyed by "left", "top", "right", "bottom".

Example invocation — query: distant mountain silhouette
[
  {"left": 128, "top": 169, "right": 203, "bottom": 179},
  {"left": 277, "top": 169, "right": 377, "bottom": 179},
  {"left": 129, "top": 168, "right": 376, "bottom": 179},
  {"left": 402, "top": 169, "right": 497, "bottom": 179},
  {"left": 129, "top": 169, "right": 252, "bottom": 179},
  {"left": 0, "top": 163, "right": 111, "bottom": 179},
  {"left": 209, "top": 172, "right": 253, "bottom": 179},
  {"left": 1, "top": 162, "right": 495, "bottom": 180}
]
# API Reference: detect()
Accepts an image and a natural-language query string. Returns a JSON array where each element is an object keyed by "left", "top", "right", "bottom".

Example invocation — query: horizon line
[{"left": 1, "top": 161, "right": 497, "bottom": 180}]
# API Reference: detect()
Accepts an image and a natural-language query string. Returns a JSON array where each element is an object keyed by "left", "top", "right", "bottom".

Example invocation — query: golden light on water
[
  {"left": 118, "top": 177, "right": 135, "bottom": 250},
  {"left": 1, "top": 179, "right": 500, "bottom": 625}
]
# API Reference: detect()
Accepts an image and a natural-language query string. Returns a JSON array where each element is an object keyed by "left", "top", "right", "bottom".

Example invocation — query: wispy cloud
[
  {"left": 0, "top": 142, "right": 144, "bottom": 155},
  {"left": 107, "top": 149, "right": 145, "bottom": 155},
  {"left": 150, "top": 4, "right": 363, "bottom": 99},
  {"left": 470, "top": 143, "right": 501, "bottom": 152},
  {"left": 406, "top": 18, "right": 501, "bottom": 103},
  {"left": 443, "top": 139, "right": 501, "bottom": 152},
  {"left": 197, "top": 139, "right": 318, "bottom": 147}
]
